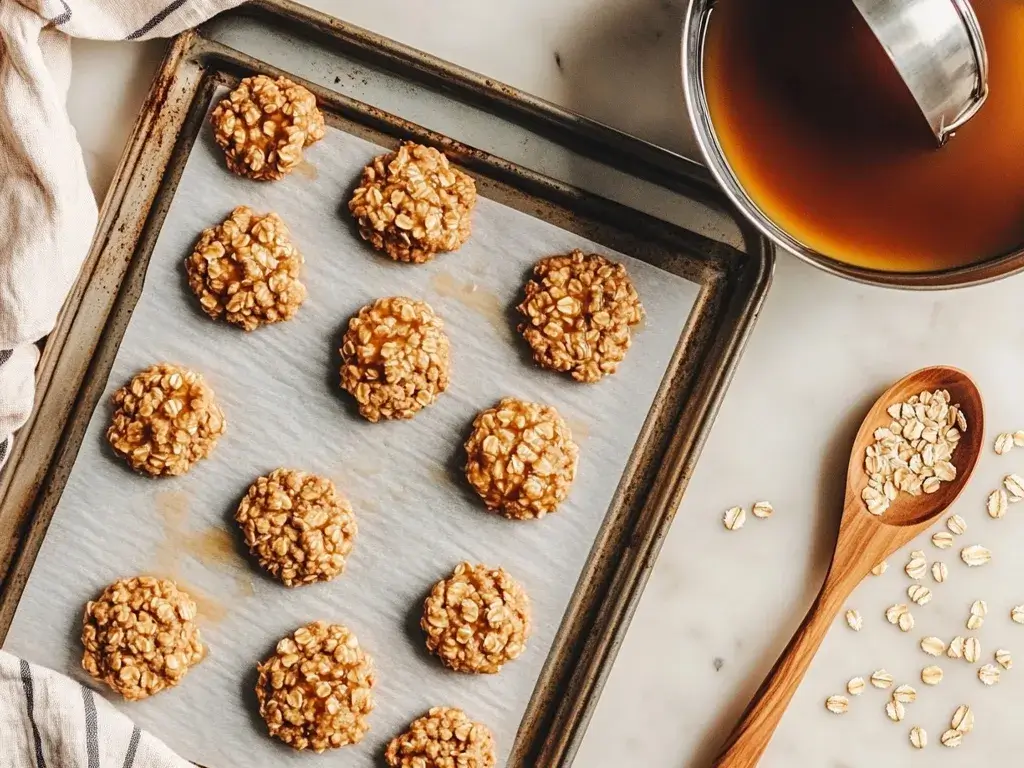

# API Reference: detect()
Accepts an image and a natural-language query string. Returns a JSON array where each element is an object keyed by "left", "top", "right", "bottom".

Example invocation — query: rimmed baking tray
[{"left": 0, "top": 2, "right": 773, "bottom": 766}]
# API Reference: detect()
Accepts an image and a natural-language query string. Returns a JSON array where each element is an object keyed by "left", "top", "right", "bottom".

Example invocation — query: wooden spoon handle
[{"left": 711, "top": 576, "right": 850, "bottom": 768}]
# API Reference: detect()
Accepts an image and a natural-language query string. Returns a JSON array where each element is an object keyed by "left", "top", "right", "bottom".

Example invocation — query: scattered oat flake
[
  {"left": 723, "top": 506, "right": 745, "bottom": 530},
  {"left": 946, "top": 514, "right": 967, "bottom": 536},
  {"left": 967, "top": 601, "right": 987, "bottom": 630},
  {"left": 905, "top": 551, "right": 928, "bottom": 580},
  {"left": 899, "top": 612, "right": 915, "bottom": 632},
  {"left": 988, "top": 488, "right": 1009, "bottom": 519},
  {"left": 1004, "top": 474, "right": 1024, "bottom": 500},
  {"left": 996, "top": 649, "right": 1012, "bottom": 670},
  {"left": 952, "top": 705, "right": 974, "bottom": 733},
  {"left": 871, "top": 669, "right": 894, "bottom": 689},
  {"left": 825, "top": 695, "right": 849, "bottom": 714},
  {"left": 941, "top": 729, "right": 963, "bottom": 748},
  {"left": 886, "top": 699, "right": 905, "bottom": 723},
  {"left": 1015, "top": 431, "right": 1024, "bottom": 447},
  {"left": 922, "top": 637, "right": 946, "bottom": 656},
  {"left": 909, "top": 726, "right": 927, "bottom": 749},
  {"left": 995, "top": 432, "right": 1015, "bottom": 455},
  {"left": 908, "top": 584, "right": 932, "bottom": 606},
  {"left": 922, "top": 665, "right": 943, "bottom": 685},
  {"left": 965, "top": 637, "right": 982, "bottom": 664},
  {"left": 932, "top": 562, "right": 948, "bottom": 582},
  {"left": 845, "top": 610, "right": 862, "bottom": 632},
  {"left": 751, "top": 501, "right": 773, "bottom": 519},
  {"left": 932, "top": 531, "right": 954, "bottom": 549},
  {"left": 886, "top": 604, "right": 909, "bottom": 624},
  {"left": 961, "top": 545, "right": 992, "bottom": 567},
  {"left": 847, "top": 677, "right": 866, "bottom": 696},
  {"left": 948, "top": 636, "right": 966, "bottom": 659},
  {"left": 1013, "top": 605, "right": 1024, "bottom": 624},
  {"left": 978, "top": 663, "right": 1000, "bottom": 686},
  {"left": 871, "top": 560, "right": 888, "bottom": 576},
  {"left": 893, "top": 684, "right": 917, "bottom": 703}
]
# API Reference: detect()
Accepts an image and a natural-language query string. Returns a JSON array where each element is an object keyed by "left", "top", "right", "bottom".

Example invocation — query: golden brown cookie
[
  {"left": 211, "top": 74, "right": 325, "bottom": 181},
  {"left": 81, "top": 576, "right": 206, "bottom": 701},
  {"left": 464, "top": 397, "right": 578, "bottom": 520},
  {"left": 385, "top": 707, "right": 496, "bottom": 768},
  {"left": 339, "top": 296, "right": 451, "bottom": 422},
  {"left": 185, "top": 206, "right": 305, "bottom": 331},
  {"left": 256, "top": 621, "right": 375, "bottom": 752},
  {"left": 421, "top": 563, "right": 531, "bottom": 674},
  {"left": 517, "top": 250, "right": 644, "bottom": 382},
  {"left": 106, "top": 363, "right": 226, "bottom": 477},
  {"left": 348, "top": 142, "right": 477, "bottom": 263},
  {"left": 235, "top": 469, "right": 357, "bottom": 586}
]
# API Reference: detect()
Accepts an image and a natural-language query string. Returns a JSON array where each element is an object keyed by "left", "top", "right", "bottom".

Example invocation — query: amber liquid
[{"left": 703, "top": 0, "right": 1024, "bottom": 272}]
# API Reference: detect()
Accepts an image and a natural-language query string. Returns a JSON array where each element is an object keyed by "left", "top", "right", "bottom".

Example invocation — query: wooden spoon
[{"left": 713, "top": 366, "right": 984, "bottom": 768}]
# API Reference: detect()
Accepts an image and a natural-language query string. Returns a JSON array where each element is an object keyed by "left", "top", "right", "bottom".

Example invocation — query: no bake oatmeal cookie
[
  {"left": 517, "top": 250, "right": 644, "bottom": 382},
  {"left": 421, "top": 562, "right": 531, "bottom": 675},
  {"left": 235, "top": 468, "right": 357, "bottom": 586},
  {"left": 349, "top": 142, "right": 477, "bottom": 263},
  {"left": 211, "top": 74, "right": 325, "bottom": 181},
  {"left": 186, "top": 206, "right": 305, "bottom": 331},
  {"left": 464, "top": 397, "right": 578, "bottom": 520},
  {"left": 256, "top": 621, "right": 375, "bottom": 752},
  {"left": 106, "top": 363, "right": 226, "bottom": 477},
  {"left": 385, "top": 707, "right": 496, "bottom": 768},
  {"left": 339, "top": 296, "right": 451, "bottom": 422},
  {"left": 81, "top": 576, "right": 206, "bottom": 701}
]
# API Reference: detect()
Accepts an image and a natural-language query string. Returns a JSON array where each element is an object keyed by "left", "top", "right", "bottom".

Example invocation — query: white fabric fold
[
  {"left": 0, "top": 650, "right": 192, "bottom": 768},
  {"left": 1, "top": 1, "right": 243, "bottom": 764},
  {"left": 0, "top": 0, "right": 243, "bottom": 452}
]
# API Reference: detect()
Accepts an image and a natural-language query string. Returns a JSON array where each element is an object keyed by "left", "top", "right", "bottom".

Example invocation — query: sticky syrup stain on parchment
[
  {"left": 293, "top": 160, "right": 318, "bottom": 181},
  {"left": 170, "top": 578, "right": 229, "bottom": 624},
  {"left": 563, "top": 415, "right": 591, "bottom": 442},
  {"left": 431, "top": 272, "right": 511, "bottom": 341},
  {"left": 154, "top": 491, "right": 255, "bottom": 619}
]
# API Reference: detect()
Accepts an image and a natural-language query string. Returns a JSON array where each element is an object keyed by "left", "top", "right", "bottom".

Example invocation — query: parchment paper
[{"left": 4, "top": 93, "right": 698, "bottom": 766}]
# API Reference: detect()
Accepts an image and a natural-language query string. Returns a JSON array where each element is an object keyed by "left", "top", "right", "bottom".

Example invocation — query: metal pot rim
[{"left": 681, "top": 0, "right": 1024, "bottom": 290}]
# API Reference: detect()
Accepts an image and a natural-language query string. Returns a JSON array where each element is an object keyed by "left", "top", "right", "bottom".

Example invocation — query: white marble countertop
[{"left": 68, "top": 1, "right": 1024, "bottom": 765}]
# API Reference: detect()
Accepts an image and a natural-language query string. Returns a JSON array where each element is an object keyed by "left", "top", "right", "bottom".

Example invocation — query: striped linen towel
[
  {"left": 0, "top": 0, "right": 244, "bottom": 471},
  {"left": 0, "top": 651, "right": 189, "bottom": 768},
  {"left": 1, "top": 2, "right": 245, "bottom": 764}
]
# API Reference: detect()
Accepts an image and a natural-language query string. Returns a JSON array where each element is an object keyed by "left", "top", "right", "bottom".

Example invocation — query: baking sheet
[{"left": 3, "top": 91, "right": 698, "bottom": 766}]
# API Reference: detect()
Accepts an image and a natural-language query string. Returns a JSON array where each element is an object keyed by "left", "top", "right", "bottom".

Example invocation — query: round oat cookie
[
  {"left": 385, "top": 707, "right": 496, "bottom": 768},
  {"left": 517, "top": 250, "right": 644, "bottom": 382},
  {"left": 348, "top": 142, "right": 477, "bottom": 263},
  {"left": 81, "top": 576, "right": 206, "bottom": 701},
  {"left": 464, "top": 397, "right": 578, "bottom": 520},
  {"left": 421, "top": 562, "right": 531, "bottom": 674},
  {"left": 211, "top": 74, "right": 325, "bottom": 181},
  {"left": 339, "top": 296, "right": 451, "bottom": 422},
  {"left": 256, "top": 621, "right": 376, "bottom": 752},
  {"left": 106, "top": 363, "right": 226, "bottom": 477},
  {"left": 186, "top": 206, "right": 305, "bottom": 331},
  {"left": 235, "top": 468, "right": 357, "bottom": 586}
]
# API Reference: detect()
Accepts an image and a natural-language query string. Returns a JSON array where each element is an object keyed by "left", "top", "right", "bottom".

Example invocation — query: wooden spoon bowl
[{"left": 714, "top": 366, "right": 983, "bottom": 768}]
